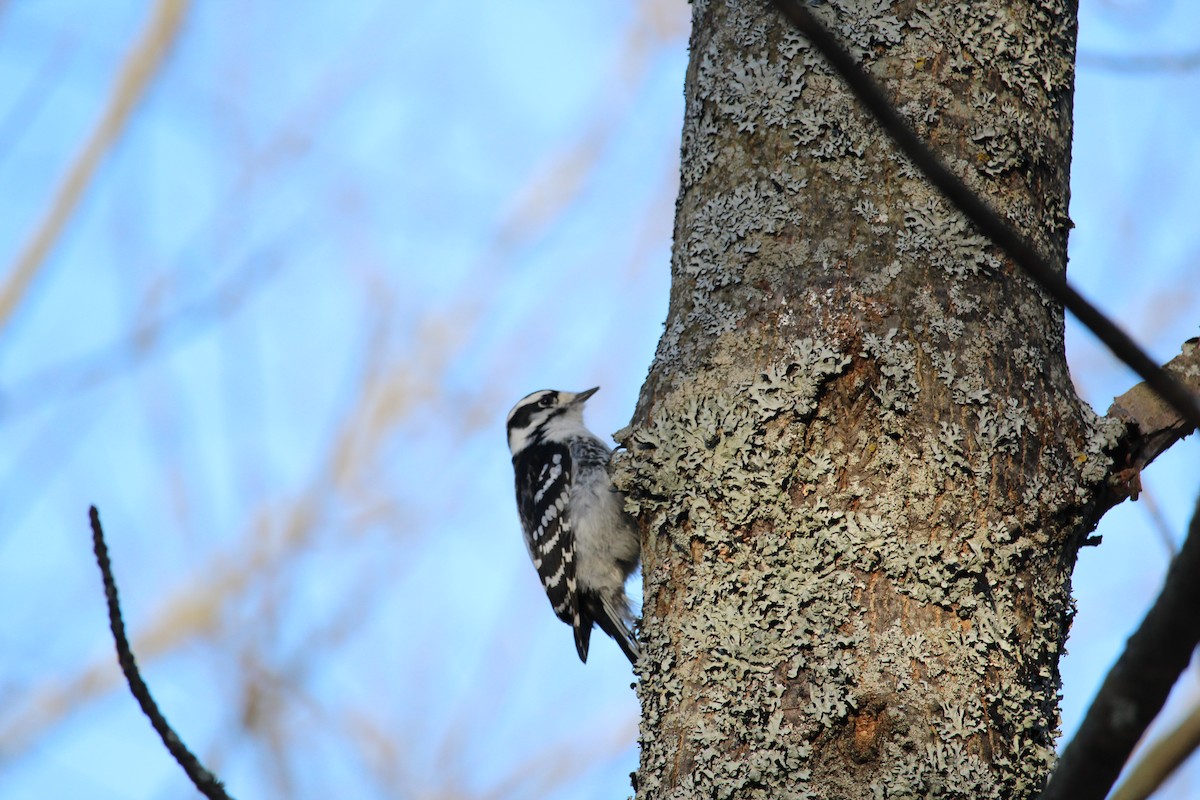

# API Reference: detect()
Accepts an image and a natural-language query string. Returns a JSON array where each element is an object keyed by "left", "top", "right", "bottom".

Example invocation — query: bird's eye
[{"left": 539, "top": 395, "right": 555, "bottom": 408}]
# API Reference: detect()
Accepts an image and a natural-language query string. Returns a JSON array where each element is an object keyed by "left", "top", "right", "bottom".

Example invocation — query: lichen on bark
[{"left": 612, "top": 1, "right": 1107, "bottom": 797}]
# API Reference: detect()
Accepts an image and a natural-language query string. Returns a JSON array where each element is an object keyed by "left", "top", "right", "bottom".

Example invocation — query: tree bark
[{"left": 611, "top": 1, "right": 1107, "bottom": 797}]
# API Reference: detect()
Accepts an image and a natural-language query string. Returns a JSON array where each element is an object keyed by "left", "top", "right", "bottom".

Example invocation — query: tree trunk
[{"left": 612, "top": 1, "right": 1105, "bottom": 797}]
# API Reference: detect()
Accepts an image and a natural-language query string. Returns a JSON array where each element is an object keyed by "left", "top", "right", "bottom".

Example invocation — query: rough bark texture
[{"left": 610, "top": 2, "right": 1112, "bottom": 798}]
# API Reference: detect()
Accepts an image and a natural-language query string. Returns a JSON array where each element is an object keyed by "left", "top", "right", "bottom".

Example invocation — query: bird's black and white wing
[{"left": 513, "top": 442, "right": 590, "bottom": 658}]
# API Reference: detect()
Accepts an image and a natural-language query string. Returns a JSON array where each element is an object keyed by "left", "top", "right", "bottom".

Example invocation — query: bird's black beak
[{"left": 573, "top": 386, "right": 600, "bottom": 404}]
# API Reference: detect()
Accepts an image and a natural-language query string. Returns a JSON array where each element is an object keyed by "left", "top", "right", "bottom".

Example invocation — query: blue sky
[{"left": 0, "top": 1, "right": 1196, "bottom": 798}]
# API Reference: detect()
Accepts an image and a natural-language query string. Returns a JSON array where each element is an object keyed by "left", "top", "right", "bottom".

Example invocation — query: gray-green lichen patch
[
  {"left": 1070, "top": 404, "right": 1128, "bottom": 496},
  {"left": 618, "top": 337, "right": 1095, "bottom": 798},
  {"left": 898, "top": 198, "right": 1003, "bottom": 279},
  {"left": 651, "top": 0, "right": 1076, "bottom": 401},
  {"left": 861, "top": 329, "right": 920, "bottom": 422},
  {"left": 626, "top": 0, "right": 1094, "bottom": 797}
]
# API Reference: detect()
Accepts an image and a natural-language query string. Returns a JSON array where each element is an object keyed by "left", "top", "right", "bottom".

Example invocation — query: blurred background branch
[
  {"left": 0, "top": 0, "right": 1196, "bottom": 798},
  {"left": 1078, "top": 49, "right": 1200, "bottom": 73},
  {"left": 0, "top": 0, "right": 189, "bottom": 331},
  {"left": 1111, "top": 678, "right": 1200, "bottom": 800},
  {"left": 0, "top": 3, "right": 685, "bottom": 798}
]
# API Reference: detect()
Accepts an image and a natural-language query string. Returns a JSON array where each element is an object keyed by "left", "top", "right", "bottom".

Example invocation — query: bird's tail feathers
[
  {"left": 573, "top": 611, "right": 592, "bottom": 663},
  {"left": 592, "top": 590, "right": 639, "bottom": 666}
]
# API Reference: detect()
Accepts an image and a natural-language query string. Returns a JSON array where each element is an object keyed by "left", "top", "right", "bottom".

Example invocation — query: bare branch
[
  {"left": 1078, "top": 49, "right": 1200, "bottom": 74},
  {"left": 0, "top": 29, "right": 74, "bottom": 161},
  {"left": 0, "top": 0, "right": 189, "bottom": 331},
  {"left": 1139, "top": 485, "right": 1181, "bottom": 558},
  {"left": 1110, "top": 690, "right": 1200, "bottom": 800},
  {"left": 1039, "top": 494, "right": 1200, "bottom": 800},
  {"left": 768, "top": 0, "right": 1200, "bottom": 432},
  {"left": 0, "top": 250, "right": 283, "bottom": 422},
  {"left": 89, "top": 506, "right": 234, "bottom": 800},
  {"left": 1106, "top": 338, "right": 1200, "bottom": 493}
]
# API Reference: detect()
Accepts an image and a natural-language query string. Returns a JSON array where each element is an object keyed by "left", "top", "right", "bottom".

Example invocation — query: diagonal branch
[
  {"left": 1104, "top": 338, "right": 1200, "bottom": 502},
  {"left": 90, "top": 506, "right": 234, "bottom": 800},
  {"left": 0, "top": 0, "right": 189, "bottom": 331},
  {"left": 1109, "top": 692, "right": 1200, "bottom": 800},
  {"left": 768, "top": 0, "right": 1200, "bottom": 432},
  {"left": 1078, "top": 49, "right": 1200, "bottom": 74},
  {"left": 0, "top": 249, "right": 283, "bottom": 422},
  {"left": 1039, "top": 494, "right": 1200, "bottom": 800}
]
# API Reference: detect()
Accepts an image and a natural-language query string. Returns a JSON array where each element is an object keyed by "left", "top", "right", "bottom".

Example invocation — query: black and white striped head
[{"left": 506, "top": 387, "right": 599, "bottom": 456}]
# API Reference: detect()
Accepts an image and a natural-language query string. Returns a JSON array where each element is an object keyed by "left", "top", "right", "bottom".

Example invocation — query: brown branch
[
  {"left": 1105, "top": 338, "right": 1200, "bottom": 501},
  {"left": 0, "top": 0, "right": 189, "bottom": 331},
  {"left": 0, "top": 250, "right": 282, "bottom": 422},
  {"left": 89, "top": 506, "right": 234, "bottom": 800},
  {"left": 768, "top": 0, "right": 1200, "bottom": 432},
  {"left": 1078, "top": 49, "right": 1200, "bottom": 74},
  {"left": 1039, "top": 494, "right": 1200, "bottom": 800},
  {"left": 1110, "top": 691, "right": 1200, "bottom": 800}
]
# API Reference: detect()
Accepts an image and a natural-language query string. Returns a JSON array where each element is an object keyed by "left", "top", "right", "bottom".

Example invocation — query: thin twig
[
  {"left": 0, "top": 0, "right": 190, "bottom": 331},
  {"left": 1039, "top": 495, "right": 1200, "bottom": 800},
  {"left": 89, "top": 506, "right": 234, "bottom": 800},
  {"left": 0, "top": 250, "right": 283, "bottom": 422},
  {"left": 1078, "top": 49, "right": 1200, "bottom": 74},
  {"left": 1139, "top": 486, "right": 1180, "bottom": 559},
  {"left": 1110, "top": 688, "right": 1200, "bottom": 800},
  {"left": 768, "top": 0, "right": 1200, "bottom": 432}
]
